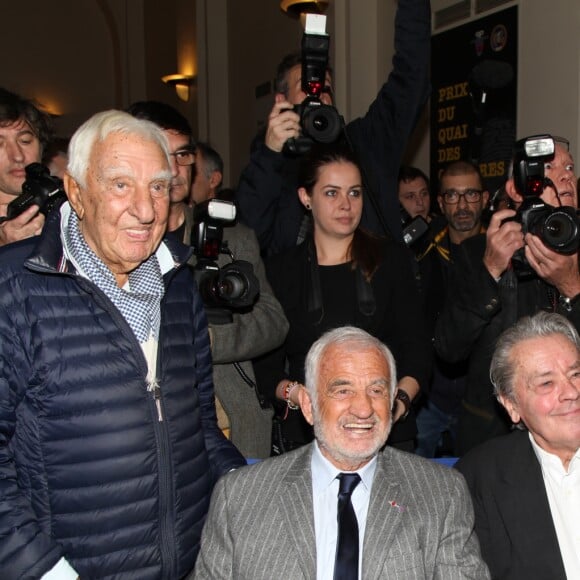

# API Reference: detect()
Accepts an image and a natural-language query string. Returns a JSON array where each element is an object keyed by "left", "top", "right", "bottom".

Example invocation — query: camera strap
[
  {"left": 233, "top": 362, "right": 270, "bottom": 409},
  {"left": 416, "top": 226, "right": 450, "bottom": 262},
  {"left": 499, "top": 268, "right": 518, "bottom": 330},
  {"left": 306, "top": 237, "right": 376, "bottom": 323},
  {"left": 306, "top": 238, "right": 324, "bottom": 323}
]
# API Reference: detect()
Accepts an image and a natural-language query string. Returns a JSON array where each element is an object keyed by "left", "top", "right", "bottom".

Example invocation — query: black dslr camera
[
  {"left": 509, "top": 135, "right": 580, "bottom": 274},
  {"left": 191, "top": 199, "right": 259, "bottom": 324},
  {"left": 2, "top": 163, "right": 67, "bottom": 222},
  {"left": 285, "top": 14, "right": 343, "bottom": 155}
]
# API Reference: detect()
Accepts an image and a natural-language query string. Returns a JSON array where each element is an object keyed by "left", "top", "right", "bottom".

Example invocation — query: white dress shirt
[
  {"left": 530, "top": 433, "right": 580, "bottom": 580},
  {"left": 311, "top": 442, "right": 378, "bottom": 580}
]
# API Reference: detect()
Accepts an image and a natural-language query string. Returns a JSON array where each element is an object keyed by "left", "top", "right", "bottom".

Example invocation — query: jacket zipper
[
  {"left": 29, "top": 254, "right": 184, "bottom": 576},
  {"left": 153, "top": 385, "right": 163, "bottom": 422},
  {"left": 153, "top": 296, "right": 177, "bottom": 578}
]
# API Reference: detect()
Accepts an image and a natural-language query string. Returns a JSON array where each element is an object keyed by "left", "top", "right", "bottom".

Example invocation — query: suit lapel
[
  {"left": 279, "top": 446, "right": 317, "bottom": 579},
  {"left": 362, "top": 449, "right": 407, "bottom": 579},
  {"left": 495, "top": 434, "right": 566, "bottom": 578}
]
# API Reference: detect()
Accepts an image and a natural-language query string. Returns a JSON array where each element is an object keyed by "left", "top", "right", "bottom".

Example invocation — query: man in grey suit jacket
[{"left": 195, "top": 327, "right": 489, "bottom": 579}]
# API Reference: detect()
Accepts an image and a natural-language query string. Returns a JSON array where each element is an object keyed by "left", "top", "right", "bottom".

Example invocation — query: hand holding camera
[
  {"left": 278, "top": 14, "right": 343, "bottom": 155},
  {"left": 3, "top": 163, "right": 67, "bottom": 221},
  {"left": 486, "top": 204, "right": 580, "bottom": 296},
  {"left": 0, "top": 203, "right": 44, "bottom": 246},
  {"left": 483, "top": 208, "right": 525, "bottom": 279},
  {"left": 0, "top": 162, "right": 65, "bottom": 246},
  {"left": 266, "top": 99, "right": 301, "bottom": 153},
  {"left": 524, "top": 232, "right": 580, "bottom": 298}
]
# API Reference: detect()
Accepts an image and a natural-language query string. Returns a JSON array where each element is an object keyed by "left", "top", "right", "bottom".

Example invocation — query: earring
[{"left": 305, "top": 203, "right": 311, "bottom": 210}]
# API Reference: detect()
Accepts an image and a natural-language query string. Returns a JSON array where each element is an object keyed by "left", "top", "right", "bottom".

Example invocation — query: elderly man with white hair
[
  {"left": 0, "top": 110, "right": 245, "bottom": 579},
  {"left": 194, "top": 326, "right": 489, "bottom": 580}
]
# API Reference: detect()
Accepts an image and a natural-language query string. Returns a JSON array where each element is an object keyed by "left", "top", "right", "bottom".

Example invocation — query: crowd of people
[{"left": 0, "top": 0, "right": 579, "bottom": 577}]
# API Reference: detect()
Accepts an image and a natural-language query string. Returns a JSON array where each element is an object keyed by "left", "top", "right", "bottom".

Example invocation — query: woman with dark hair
[{"left": 254, "top": 144, "right": 431, "bottom": 453}]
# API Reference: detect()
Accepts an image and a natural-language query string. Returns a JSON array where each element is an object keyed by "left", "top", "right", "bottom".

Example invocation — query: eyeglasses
[
  {"left": 441, "top": 189, "right": 483, "bottom": 204},
  {"left": 170, "top": 148, "right": 195, "bottom": 166}
]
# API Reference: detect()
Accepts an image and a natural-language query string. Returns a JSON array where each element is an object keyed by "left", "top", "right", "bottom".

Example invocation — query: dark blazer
[
  {"left": 194, "top": 444, "right": 489, "bottom": 579},
  {"left": 455, "top": 430, "right": 566, "bottom": 580}
]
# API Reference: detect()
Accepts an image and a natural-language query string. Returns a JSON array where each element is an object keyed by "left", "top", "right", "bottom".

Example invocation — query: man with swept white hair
[
  {"left": 194, "top": 326, "right": 489, "bottom": 580},
  {"left": 0, "top": 109, "right": 245, "bottom": 579}
]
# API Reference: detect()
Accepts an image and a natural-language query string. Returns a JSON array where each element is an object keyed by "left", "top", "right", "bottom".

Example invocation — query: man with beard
[
  {"left": 194, "top": 326, "right": 489, "bottom": 580},
  {"left": 435, "top": 136, "right": 580, "bottom": 454},
  {"left": 437, "top": 161, "right": 489, "bottom": 244},
  {"left": 414, "top": 161, "right": 489, "bottom": 457}
]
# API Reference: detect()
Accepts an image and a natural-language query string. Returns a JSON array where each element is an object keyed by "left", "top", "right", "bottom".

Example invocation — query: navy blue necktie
[{"left": 334, "top": 472, "right": 361, "bottom": 580}]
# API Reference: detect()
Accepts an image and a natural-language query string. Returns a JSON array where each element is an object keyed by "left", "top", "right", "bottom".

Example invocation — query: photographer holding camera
[
  {"left": 0, "top": 87, "right": 52, "bottom": 246},
  {"left": 191, "top": 143, "right": 290, "bottom": 459},
  {"left": 237, "top": 0, "right": 430, "bottom": 255},
  {"left": 435, "top": 135, "right": 580, "bottom": 455},
  {"left": 129, "top": 100, "right": 288, "bottom": 459}
]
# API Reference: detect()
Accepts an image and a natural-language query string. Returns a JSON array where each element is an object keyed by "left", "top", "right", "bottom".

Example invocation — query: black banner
[{"left": 430, "top": 6, "right": 518, "bottom": 195}]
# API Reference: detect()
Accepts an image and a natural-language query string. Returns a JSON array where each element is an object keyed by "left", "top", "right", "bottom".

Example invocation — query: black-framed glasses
[
  {"left": 441, "top": 188, "right": 483, "bottom": 204},
  {"left": 170, "top": 148, "right": 195, "bottom": 166}
]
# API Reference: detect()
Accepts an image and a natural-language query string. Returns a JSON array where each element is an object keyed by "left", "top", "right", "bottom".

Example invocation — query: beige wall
[
  {"left": 1, "top": 0, "right": 119, "bottom": 136},
  {"left": 517, "top": 0, "right": 580, "bottom": 159},
  {"left": 0, "top": 0, "right": 196, "bottom": 137},
  {"left": 196, "top": 0, "right": 301, "bottom": 186},
  {"left": 2, "top": 0, "right": 580, "bottom": 184}
]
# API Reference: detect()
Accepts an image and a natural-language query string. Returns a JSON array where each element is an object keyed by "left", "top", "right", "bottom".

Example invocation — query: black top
[{"left": 254, "top": 238, "right": 432, "bottom": 446}]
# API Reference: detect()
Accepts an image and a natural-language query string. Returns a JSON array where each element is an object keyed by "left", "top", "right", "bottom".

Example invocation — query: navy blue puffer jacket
[{"left": 0, "top": 211, "right": 245, "bottom": 579}]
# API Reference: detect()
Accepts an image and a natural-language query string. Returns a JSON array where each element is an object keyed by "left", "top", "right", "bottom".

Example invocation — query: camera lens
[
  {"left": 312, "top": 115, "right": 329, "bottom": 132},
  {"left": 217, "top": 271, "right": 247, "bottom": 301},
  {"left": 538, "top": 210, "right": 580, "bottom": 253},
  {"left": 302, "top": 104, "right": 342, "bottom": 144},
  {"left": 196, "top": 261, "right": 259, "bottom": 310}
]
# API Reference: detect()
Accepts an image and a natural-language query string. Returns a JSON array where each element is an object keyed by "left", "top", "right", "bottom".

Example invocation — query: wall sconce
[
  {"left": 161, "top": 74, "right": 195, "bottom": 102},
  {"left": 280, "top": 0, "right": 329, "bottom": 17}
]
